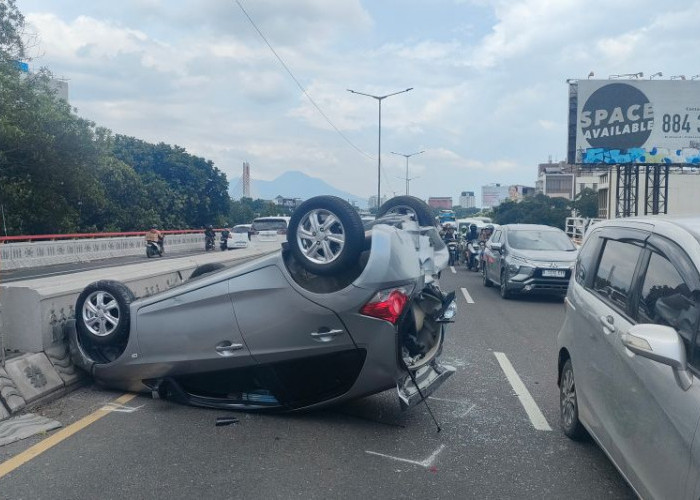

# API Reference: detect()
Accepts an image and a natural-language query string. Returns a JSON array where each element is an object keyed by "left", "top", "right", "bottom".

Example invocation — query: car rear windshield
[
  {"left": 232, "top": 226, "right": 250, "bottom": 233},
  {"left": 507, "top": 230, "right": 576, "bottom": 251},
  {"left": 252, "top": 220, "right": 287, "bottom": 231}
]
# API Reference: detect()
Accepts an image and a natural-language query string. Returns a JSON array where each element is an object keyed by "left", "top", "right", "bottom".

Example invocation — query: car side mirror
[
  {"left": 491, "top": 242, "right": 503, "bottom": 252},
  {"left": 621, "top": 324, "right": 693, "bottom": 390}
]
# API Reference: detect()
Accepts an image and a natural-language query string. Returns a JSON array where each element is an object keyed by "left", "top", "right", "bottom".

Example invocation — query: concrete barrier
[
  {"left": 0, "top": 233, "right": 206, "bottom": 270},
  {"left": 0, "top": 242, "right": 279, "bottom": 422},
  {"left": 0, "top": 242, "right": 279, "bottom": 353}
]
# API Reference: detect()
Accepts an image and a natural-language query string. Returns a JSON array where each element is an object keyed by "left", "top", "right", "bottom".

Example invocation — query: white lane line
[
  {"left": 493, "top": 352, "right": 552, "bottom": 431},
  {"left": 459, "top": 403, "right": 476, "bottom": 418},
  {"left": 460, "top": 287, "right": 474, "bottom": 304},
  {"left": 450, "top": 266, "right": 456, "bottom": 274},
  {"left": 100, "top": 403, "right": 145, "bottom": 413},
  {"left": 366, "top": 444, "right": 446, "bottom": 468}
]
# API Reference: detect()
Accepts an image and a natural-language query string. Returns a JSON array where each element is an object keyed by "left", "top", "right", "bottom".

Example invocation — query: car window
[
  {"left": 252, "top": 220, "right": 288, "bottom": 231},
  {"left": 575, "top": 232, "right": 600, "bottom": 286},
  {"left": 492, "top": 230, "right": 502, "bottom": 243},
  {"left": 638, "top": 252, "right": 699, "bottom": 363},
  {"left": 232, "top": 226, "right": 250, "bottom": 233},
  {"left": 507, "top": 229, "right": 576, "bottom": 251},
  {"left": 592, "top": 239, "right": 643, "bottom": 310}
]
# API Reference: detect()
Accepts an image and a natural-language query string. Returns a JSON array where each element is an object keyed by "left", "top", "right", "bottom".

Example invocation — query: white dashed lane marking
[
  {"left": 450, "top": 266, "right": 456, "bottom": 274},
  {"left": 494, "top": 352, "right": 551, "bottom": 431},
  {"left": 460, "top": 287, "right": 474, "bottom": 304}
]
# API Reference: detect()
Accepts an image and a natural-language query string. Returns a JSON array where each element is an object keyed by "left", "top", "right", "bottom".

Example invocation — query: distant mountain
[{"left": 231, "top": 170, "right": 368, "bottom": 208}]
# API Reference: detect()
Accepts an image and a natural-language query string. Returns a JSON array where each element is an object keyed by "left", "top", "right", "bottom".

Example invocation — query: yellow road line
[{"left": 0, "top": 393, "right": 137, "bottom": 479}]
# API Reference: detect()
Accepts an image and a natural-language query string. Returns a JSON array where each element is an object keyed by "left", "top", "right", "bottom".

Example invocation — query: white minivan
[{"left": 250, "top": 216, "right": 291, "bottom": 244}]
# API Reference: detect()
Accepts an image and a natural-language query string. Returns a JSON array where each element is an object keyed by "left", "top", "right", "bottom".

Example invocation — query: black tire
[
  {"left": 560, "top": 359, "right": 588, "bottom": 440},
  {"left": 287, "top": 196, "right": 364, "bottom": 276},
  {"left": 376, "top": 196, "right": 435, "bottom": 226},
  {"left": 75, "top": 280, "right": 134, "bottom": 346},
  {"left": 146, "top": 245, "right": 156, "bottom": 258},
  {"left": 500, "top": 269, "right": 512, "bottom": 299},
  {"left": 189, "top": 263, "right": 225, "bottom": 280},
  {"left": 483, "top": 266, "right": 492, "bottom": 287}
]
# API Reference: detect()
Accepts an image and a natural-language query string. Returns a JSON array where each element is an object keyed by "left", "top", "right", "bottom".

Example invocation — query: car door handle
[
  {"left": 215, "top": 343, "right": 244, "bottom": 353},
  {"left": 599, "top": 315, "right": 615, "bottom": 335},
  {"left": 310, "top": 328, "right": 344, "bottom": 341}
]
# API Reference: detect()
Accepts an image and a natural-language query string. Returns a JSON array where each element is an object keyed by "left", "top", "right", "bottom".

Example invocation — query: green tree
[
  {"left": 0, "top": 0, "right": 26, "bottom": 63},
  {"left": 572, "top": 188, "right": 598, "bottom": 218}
]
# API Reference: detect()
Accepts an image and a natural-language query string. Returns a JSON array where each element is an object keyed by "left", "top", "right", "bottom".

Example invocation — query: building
[
  {"left": 481, "top": 184, "right": 510, "bottom": 208},
  {"left": 428, "top": 197, "right": 453, "bottom": 209},
  {"left": 274, "top": 196, "right": 302, "bottom": 209},
  {"left": 459, "top": 191, "right": 476, "bottom": 208},
  {"left": 368, "top": 195, "right": 388, "bottom": 210},
  {"left": 535, "top": 160, "right": 602, "bottom": 200},
  {"left": 597, "top": 167, "right": 700, "bottom": 219},
  {"left": 507, "top": 185, "right": 536, "bottom": 202}
]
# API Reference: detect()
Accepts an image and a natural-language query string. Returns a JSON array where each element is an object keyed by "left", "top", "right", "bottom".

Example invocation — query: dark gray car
[
  {"left": 69, "top": 196, "right": 457, "bottom": 412},
  {"left": 557, "top": 216, "right": 700, "bottom": 499},
  {"left": 482, "top": 224, "right": 577, "bottom": 299}
]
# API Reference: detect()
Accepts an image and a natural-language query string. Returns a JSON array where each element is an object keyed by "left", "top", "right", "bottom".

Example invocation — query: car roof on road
[
  {"left": 502, "top": 224, "right": 563, "bottom": 231},
  {"left": 597, "top": 215, "right": 700, "bottom": 243}
]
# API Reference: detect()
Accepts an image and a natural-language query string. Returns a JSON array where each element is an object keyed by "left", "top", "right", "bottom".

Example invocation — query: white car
[
  {"left": 228, "top": 224, "right": 251, "bottom": 249},
  {"left": 250, "top": 216, "right": 291, "bottom": 244}
]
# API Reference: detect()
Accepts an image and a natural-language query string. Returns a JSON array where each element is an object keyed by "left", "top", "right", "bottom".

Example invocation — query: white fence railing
[{"left": 0, "top": 233, "right": 206, "bottom": 270}]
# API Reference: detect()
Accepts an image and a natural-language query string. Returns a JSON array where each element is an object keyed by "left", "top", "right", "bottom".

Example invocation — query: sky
[{"left": 15, "top": 0, "right": 700, "bottom": 205}]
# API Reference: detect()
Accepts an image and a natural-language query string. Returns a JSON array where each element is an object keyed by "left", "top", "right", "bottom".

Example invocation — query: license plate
[{"left": 542, "top": 269, "right": 565, "bottom": 278}]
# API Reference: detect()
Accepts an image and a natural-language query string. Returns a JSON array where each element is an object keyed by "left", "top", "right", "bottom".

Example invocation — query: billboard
[
  {"left": 481, "top": 185, "right": 509, "bottom": 208},
  {"left": 568, "top": 80, "right": 700, "bottom": 165}
]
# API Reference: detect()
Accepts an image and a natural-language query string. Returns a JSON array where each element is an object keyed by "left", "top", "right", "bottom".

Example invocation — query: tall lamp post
[
  {"left": 347, "top": 87, "right": 413, "bottom": 209},
  {"left": 391, "top": 150, "right": 425, "bottom": 195}
]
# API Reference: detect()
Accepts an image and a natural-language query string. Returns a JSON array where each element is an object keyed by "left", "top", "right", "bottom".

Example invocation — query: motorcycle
[
  {"left": 219, "top": 230, "right": 230, "bottom": 251},
  {"left": 205, "top": 233, "right": 215, "bottom": 251},
  {"left": 446, "top": 240, "right": 460, "bottom": 266},
  {"left": 466, "top": 240, "right": 484, "bottom": 271},
  {"left": 146, "top": 237, "right": 164, "bottom": 258}
]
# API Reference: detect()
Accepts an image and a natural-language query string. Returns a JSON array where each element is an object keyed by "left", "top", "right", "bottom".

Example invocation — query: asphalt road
[{"left": 0, "top": 264, "right": 634, "bottom": 499}]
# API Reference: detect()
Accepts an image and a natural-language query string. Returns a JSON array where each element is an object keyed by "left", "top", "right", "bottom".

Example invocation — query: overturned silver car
[{"left": 69, "top": 196, "right": 456, "bottom": 411}]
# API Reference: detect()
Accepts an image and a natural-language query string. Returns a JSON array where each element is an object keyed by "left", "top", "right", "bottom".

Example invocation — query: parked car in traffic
[
  {"left": 70, "top": 196, "right": 456, "bottom": 413},
  {"left": 557, "top": 216, "right": 700, "bottom": 499},
  {"left": 250, "top": 216, "right": 291, "bottom": 244},
  {"left": 482, "top": 224, "right": 577, "bottom": 299}
]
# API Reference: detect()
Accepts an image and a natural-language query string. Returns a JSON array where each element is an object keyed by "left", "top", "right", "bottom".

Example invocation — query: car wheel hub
[
  {"left": 561, "top": 369, "right": 576, "bottom": 427},
  {"left": 297, "top": 208, "right": 346, "bottom": 265},
  {"left": 82, "top": 291, "right": 120, "bottom": 337}
]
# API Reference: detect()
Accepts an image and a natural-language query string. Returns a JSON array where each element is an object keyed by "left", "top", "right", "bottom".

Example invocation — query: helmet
[
  {"left": 150, "top": 225, "right": 157, "bottom": 230},
  {"left": 485, "top": 224, "right": 494, "bottom": 230},
  {"left": 469, "top": 224, "right": 477, "bottom": 230},
  {"left": 207, "top": 224, "right": 213, "bottom": 229}
]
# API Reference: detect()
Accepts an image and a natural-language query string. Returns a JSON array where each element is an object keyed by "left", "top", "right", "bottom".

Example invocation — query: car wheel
[
  {"left": 75, "top": 280, "right": 134, "bottom": 346},
  {"left": 376, "top": 195, "right": 435, "bottom": 226},
  {"left": 499, "top": 269, "right": 512, "bottom": 299},
  {"left": 560, "top": 359, "right": 587, "bottom": 440},
  {"left": 287, "top": 195, "right": 364, "bottom": 276},
  {"left": 482, "top": 266, "right": 492, "bottom": 287},
  {"left": 189, "top": 263, "right": 225, "bottom": 280}
]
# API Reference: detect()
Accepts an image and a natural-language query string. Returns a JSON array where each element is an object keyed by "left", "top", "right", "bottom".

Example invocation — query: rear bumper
[{"left": 397, "top": 361, "right": 456, "bottom": 409}]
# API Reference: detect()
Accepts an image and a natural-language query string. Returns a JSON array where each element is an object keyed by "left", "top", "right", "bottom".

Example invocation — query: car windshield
[
  {"left": 252, "top": 220, "right": 287, "bottom": 231},
  {"left": 507, "top": 229, "right": 576, "bottom": 251},
  {"left": 232, "top": 226, "right": 250, "bottom": 233}
]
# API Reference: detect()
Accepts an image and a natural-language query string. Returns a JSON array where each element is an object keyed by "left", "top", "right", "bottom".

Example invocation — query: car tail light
[{"left": 360, "top": 286, "right": 412, "bottom": 324}]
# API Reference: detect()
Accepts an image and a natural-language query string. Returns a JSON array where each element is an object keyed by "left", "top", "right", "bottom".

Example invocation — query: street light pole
[
  {"left": 347, "top": 87, "right": 413, "bottom": 209},
  {"left": 391, "top": 150, "right": 425, "bottom": 195}
]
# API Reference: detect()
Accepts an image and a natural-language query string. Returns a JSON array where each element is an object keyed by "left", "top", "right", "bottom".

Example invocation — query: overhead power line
[{"left": 235, "top": 0, "right": 373, "bottom": 160}]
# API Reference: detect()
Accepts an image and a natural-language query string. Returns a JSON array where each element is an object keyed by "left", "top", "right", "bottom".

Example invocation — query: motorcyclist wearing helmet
[
  {"left": 145, "top": 225, "right": 164, "bottom": 252},
  {"left": 479, "top": 224, "right": 494, "bottom": 242},
  {"left": 467, "top": 224, "right": 478, "bottom": 242},
  {"left": 441, "top": 224, "right": 457, "bottom": 242},
  {"left": 204, "top": 224, "right": 216, "bottom": 251}
]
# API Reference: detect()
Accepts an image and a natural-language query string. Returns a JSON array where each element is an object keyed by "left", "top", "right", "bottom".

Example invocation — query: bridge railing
[
  {"left": 565, "top": 217, "right": 602, "bottom": 245},
  {"left": 0, "top": 229, "right": 213, "bottom": 270}
]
